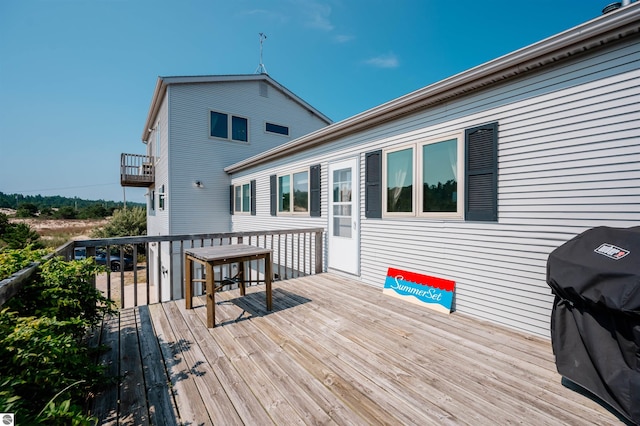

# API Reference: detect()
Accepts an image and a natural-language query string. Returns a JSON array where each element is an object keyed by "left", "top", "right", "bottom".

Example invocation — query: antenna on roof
[{"left": 255, "top": 33, "right": 268, "bottom": 74}]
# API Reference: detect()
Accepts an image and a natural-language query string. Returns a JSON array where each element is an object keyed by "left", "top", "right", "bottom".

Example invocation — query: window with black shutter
[
  {"left": 365, "top": 150, "right": 382, "bottom": 218},
  {"left": 250, "top": 180, "right": 256, "bottom": 216},
  {"left": 310, "top": 164, "right": 321, "bottom": 217},
  {"left": 270, "top": 174, "right": 277, "bottom": 216},
  {"left": 465, "top": 122, "right": 498, "bottom": 221}
]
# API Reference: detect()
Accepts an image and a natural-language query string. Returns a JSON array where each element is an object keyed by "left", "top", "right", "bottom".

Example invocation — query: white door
[{"left": 328, "top": 158, "right": 359, "bottom": 275}]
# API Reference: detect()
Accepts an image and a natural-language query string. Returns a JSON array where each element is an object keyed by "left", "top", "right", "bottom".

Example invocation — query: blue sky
[{"left": 0, "top": 0, "right": 609, "bottom": 202}]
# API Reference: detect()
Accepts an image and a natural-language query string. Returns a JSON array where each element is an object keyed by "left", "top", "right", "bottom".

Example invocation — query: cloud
[
  {"left": 296, "top": 0, "right": 334, "bottom": 31},
  {"left": 365, "top": 53, "right": 399, "bottom": 69},
  {"left": 241, "top": 8, "right": 289, "bottom": 24},
  {"left": 333, "top": 34, "right": 354, "bottom": 43}
]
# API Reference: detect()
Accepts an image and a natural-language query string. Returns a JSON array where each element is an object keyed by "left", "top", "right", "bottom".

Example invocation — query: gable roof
[
  {"left": 225, "top": 3, "right": 640, "bottom": 174},
  {"left": 141, "top": 74, "right": 332, "bottom": 141}
]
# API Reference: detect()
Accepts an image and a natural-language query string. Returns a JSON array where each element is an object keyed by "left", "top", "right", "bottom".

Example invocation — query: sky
[{"left": 0, "top": 0, "right": 612, "bottom": 202}]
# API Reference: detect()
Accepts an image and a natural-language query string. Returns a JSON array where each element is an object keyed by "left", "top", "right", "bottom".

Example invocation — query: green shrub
[
  {"left": 15, "top": 203, "right": 39, "bottom": 218},
  {"left": 91, "top": 207, "right": 146, "bottom": 238},
  {"left": 2, "top": 222, "right": 44, "bottom": 250},
  {"left": 0, "top": 245, "right": 49, "bottom": 280},
  {"left": 0, "top": 251, "right": 115, "bottom": 424}
]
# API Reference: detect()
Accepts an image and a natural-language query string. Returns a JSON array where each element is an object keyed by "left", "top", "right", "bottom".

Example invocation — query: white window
[
  {"left": 278, "top": 170, "right": 309, "bottom": 214},
  {"left": 383, "top": 133, "right": 463, "bottom": 219},
  {"left": 158, "top": 185, "right": 166, "bottom": 210},
  {"left": 210, "top": 111, "right": 248, "bottom": 142},
  {"left": 383, "top": 145, "right": 414, "bottom": 216},
  {"left": 234, "top": 183, "right": 251, "bottom": 213}
]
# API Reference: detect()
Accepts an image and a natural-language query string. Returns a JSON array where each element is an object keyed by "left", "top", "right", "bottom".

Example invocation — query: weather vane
[{"left": 255, "top": 32, "right": 268, "bottom": 74}]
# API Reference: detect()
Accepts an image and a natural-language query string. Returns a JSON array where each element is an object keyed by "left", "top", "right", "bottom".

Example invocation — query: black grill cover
[{"left": 547, "top": 226, "right": 640, "bottom": 424}]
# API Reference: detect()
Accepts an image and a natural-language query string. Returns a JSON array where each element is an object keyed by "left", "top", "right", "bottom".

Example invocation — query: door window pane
[
  {"left": 333, "top": 168, "right": 352, "bottom": 202},
  {"left": 333, "top": 217, "right": 352, "bottom": 238},
  {"left": 386, "top": 148, "right": 413, "bottom": 212},
  {"left": 333, "top": 205, "right": 352, "bottom": 216},
  {"left": 422, "top": 139, "right": 457, "bottom": 212}
]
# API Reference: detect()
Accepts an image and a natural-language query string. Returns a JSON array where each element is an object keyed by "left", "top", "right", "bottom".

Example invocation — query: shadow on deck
[{"left": 88, "top": 273, "right": 624, "bottom": 425}]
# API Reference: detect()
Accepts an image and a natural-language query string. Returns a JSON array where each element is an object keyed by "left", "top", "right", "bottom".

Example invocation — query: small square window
[
  {"left": 210, "top": 111, "right": 228, "bottom": 139},
  {"left": 232, "top": 116, "right": 248, "bottom": 142},
  {"left": 210, "top": 111, "right": 248, "bottom": 142}
]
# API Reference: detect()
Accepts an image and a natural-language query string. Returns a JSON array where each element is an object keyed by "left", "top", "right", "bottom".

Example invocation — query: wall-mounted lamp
[{"left": 194, "top": 180, "right": 204, "bottom": 188}]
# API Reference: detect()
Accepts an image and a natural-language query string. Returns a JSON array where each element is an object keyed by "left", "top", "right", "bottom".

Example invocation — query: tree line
[{"left": 0, "top": 191, "right": 144, "bottom": 219}]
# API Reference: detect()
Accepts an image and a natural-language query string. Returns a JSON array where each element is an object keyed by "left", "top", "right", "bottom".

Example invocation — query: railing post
[
  {"left": 315, "top": 231, "right": 323, "bottom": 274},
  {"left": 87, "top": 246, "right": 96, "bottom": 289},
  {"left": 157, "top": 242, "right": 162, "bottom": 303}
]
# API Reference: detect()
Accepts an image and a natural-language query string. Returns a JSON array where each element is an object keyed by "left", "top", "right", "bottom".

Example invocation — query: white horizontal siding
[
  {"left": 148, "top": 94, "right": 170, "bottom": 237},
  {"left": 165, "top": 80, "right": 329, "bottom": 235},
  {"left": 231, "top": 36, "right": 640, "bottom": 338}
]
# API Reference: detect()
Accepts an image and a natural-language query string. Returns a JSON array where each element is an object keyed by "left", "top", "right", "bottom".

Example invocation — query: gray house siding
[
  {"left": 230, "top": 34, "right": 640, "bottom": 338},
  {"left": 140, "top": 76, "right": 331, "bottom": 300},
  {"left": 166, "top": 80, "right": 330, "bottom": 235}
]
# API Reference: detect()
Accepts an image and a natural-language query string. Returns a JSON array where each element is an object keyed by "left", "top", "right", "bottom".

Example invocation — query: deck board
[{"left": 92, "top": 273, "right": 623, "bottom": 425}]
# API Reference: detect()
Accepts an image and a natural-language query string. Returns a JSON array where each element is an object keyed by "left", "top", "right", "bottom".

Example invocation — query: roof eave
[
  {"left": 140, "top": 74, "right": 332, "bottom": 142},
  {"left": 225, "top": 4, "right": 640, "bottom": 174}
]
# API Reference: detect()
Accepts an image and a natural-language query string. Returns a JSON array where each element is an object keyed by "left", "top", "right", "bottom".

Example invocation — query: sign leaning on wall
[{"left": 383, "top": 267, "right": 455, "bottom": 314}]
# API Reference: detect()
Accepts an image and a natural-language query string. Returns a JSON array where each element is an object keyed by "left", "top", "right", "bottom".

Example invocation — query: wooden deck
[{"left": 89, "top": 273, "right": 623, "bottom": 425}]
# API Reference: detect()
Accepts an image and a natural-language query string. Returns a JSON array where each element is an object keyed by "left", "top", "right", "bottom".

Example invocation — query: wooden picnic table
[{"left": 185, "top": 244, "right": 273, "bottom": 327}]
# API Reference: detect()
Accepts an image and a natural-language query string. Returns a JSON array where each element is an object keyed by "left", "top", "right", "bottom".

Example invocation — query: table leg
[
  {"left": 265, "top": 253, "right": 272, "bottom": 311},
  {"left": 185, "top": 257, "right": 192, "bottom": 310},
  {"left": 238, "top": 261, "right": 246, "bottom": 296},
  {"left": 206, "top": 262, "right": 215, "bottom": 328}
]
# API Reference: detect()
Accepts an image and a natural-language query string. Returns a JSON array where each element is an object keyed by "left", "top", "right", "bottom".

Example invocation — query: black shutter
[
  {"left": 465, "top": 122, "right": 498, "bottom": 221},
  {"left": 270, "top": 174, "right": 277, "bottom": 216},
  {"left": 310, "top": 164, "right": 321, "bottom": 217},
  {"left": 229, "top": 185, "right": 234, "bottom": 215},
  {"left": 250, "top": 180, "right": 256, "bottom": 216},
  {"left": 365, "top": 150, "right": 382, "bottom": 218}
]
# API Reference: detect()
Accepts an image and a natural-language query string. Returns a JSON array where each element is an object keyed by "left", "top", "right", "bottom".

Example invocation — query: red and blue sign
[{"left": 383, "top": 267, "right": 455, "bottom": 313}]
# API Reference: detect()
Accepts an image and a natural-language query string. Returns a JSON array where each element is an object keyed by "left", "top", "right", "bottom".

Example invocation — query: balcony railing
[
  {"left": 120, "top": 153, "right": 154, "bottom": 187},
  {"left": 3, "top": 228, "right": 323, "bottom": 309}
]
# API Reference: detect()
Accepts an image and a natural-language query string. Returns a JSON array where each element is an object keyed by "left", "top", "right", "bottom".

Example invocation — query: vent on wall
[{"left": 259, "top": 81, "right": 268, "bottom": 97}]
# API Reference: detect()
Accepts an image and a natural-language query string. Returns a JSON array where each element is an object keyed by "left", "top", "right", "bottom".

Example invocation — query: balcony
[{"left": 121, "top": 153, "right": 154, "bottom": 187}]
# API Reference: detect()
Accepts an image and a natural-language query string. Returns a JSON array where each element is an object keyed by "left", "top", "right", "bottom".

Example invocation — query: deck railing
[
  {"left": 120, "top": 153, "right": 154, "bottom": 187},
  {"left": 17, "top": 228, "right": 324, "bottom": 309}
]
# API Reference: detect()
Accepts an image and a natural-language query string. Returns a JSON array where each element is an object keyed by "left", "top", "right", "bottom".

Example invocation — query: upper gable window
[
  {"left": 266, "top": 122, "right": 289, "bottom": 136},
  {"left": 210, "top": 111, "right": 248, "bottom": 142}
]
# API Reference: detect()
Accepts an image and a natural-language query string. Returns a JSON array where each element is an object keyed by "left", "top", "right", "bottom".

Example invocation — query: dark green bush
[{"left": 0, "top": 252, "right": 115, "bottom": 424}]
